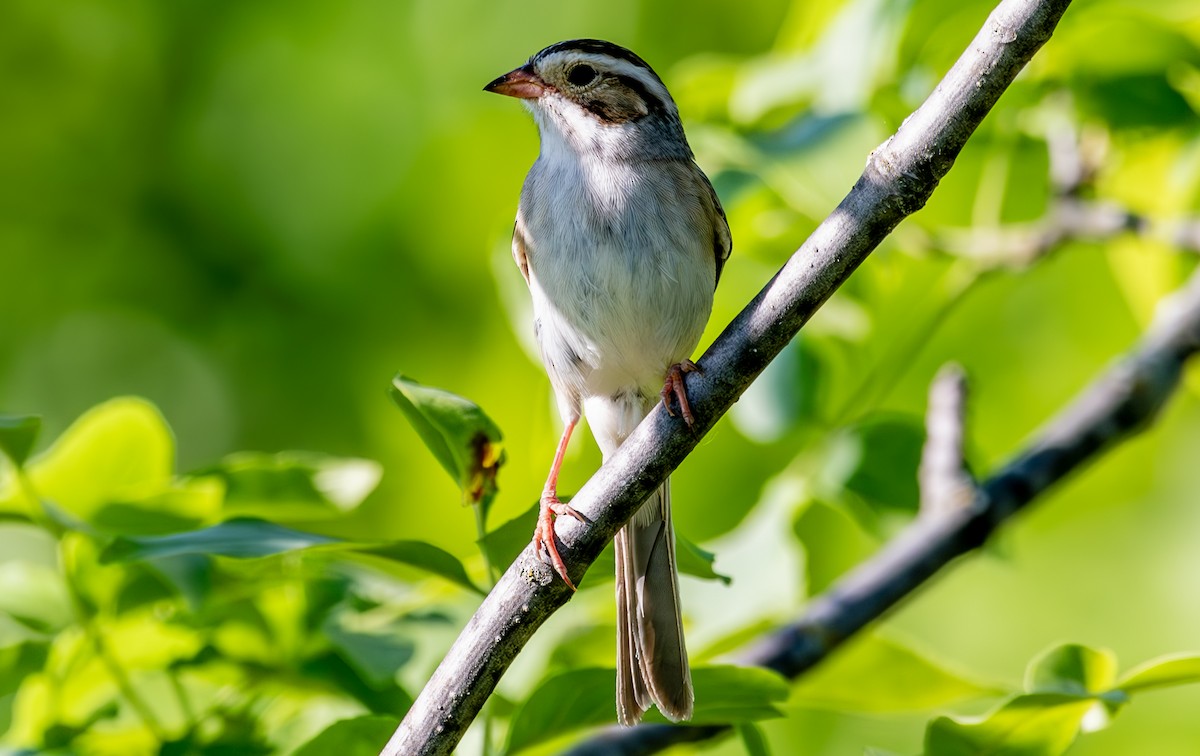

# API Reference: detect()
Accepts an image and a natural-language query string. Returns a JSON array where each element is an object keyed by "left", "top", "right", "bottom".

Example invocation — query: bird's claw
[{"left": 661, "top": 360, "right": 701, "bottom": 429}]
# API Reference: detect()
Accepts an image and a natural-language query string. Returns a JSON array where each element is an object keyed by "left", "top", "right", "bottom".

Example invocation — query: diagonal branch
[
  {"left": 382, "top": 0, "right": 1075, "bottom": 752},
  {"left": 565, "top": 262, "right": 1200, "bottom": 756}
]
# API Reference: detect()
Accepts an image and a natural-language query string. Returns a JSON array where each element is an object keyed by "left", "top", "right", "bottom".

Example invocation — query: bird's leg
[
  {"left": 534, "top": 417, "right": 587, "bottom": 590},
  {"left": 661, "top": 359, "right": 702, "bottom": 429}
]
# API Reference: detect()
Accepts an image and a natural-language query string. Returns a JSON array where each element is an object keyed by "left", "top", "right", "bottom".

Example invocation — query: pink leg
[
  {"left": 661, "top": 359, "right": 701, "bottom": 429},
  {"left": 534, "top": 418, "right": 587, "bottom": 590}
]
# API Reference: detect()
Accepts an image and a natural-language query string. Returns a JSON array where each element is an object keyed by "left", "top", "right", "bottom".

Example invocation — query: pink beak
[{"left": 484, "top": 65, "right": 548, "bottom": 99}]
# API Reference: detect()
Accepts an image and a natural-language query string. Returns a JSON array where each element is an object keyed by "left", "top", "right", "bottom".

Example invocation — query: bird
[{"left": 484, "top": 39, "right": 731, "bottom": 726}]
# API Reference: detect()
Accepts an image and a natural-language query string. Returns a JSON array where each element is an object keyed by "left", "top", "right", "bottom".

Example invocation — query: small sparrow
[{"left": 485, "top": 39, "right": 730, "bottom": 725}]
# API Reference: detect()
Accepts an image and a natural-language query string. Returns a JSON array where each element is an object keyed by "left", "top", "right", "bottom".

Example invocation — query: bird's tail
[{"left": 615, "top": 478, "right": 693, "bottom": 725}]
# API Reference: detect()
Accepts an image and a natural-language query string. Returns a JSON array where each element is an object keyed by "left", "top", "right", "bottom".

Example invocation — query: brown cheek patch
[{"left": 584, "top": 89, "right": 650, "bottom": 124}]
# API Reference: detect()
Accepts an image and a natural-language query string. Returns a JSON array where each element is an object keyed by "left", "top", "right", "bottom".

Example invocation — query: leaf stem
[{"left": 59, "top": 534, "right": 171, "bottom": 742}]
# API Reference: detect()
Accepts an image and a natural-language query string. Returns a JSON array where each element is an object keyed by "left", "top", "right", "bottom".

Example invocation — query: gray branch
[
  {"left": 565, "top": 261, "right": 1200, "bottom": 756},
  {"left": 382, "top": 0, "right": 1074, "bottom": 753},
  {"left": 919, "top": 364, "right": 976, "bottom": 519}
]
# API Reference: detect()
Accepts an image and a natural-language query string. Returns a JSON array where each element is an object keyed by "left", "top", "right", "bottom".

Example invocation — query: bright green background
[{"left": 3, "top": 0, "right": 1200, "bottom": 753}]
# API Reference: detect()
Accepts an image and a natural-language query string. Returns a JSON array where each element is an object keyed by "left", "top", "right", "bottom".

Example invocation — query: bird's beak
[{"left": 483, "top": 65, "right": 547, "bottom": 99}]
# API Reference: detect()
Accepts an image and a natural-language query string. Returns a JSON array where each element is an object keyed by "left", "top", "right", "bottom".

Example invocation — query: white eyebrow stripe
[{"left": 539, "top": 51, "right": 676, "bottom": 115}]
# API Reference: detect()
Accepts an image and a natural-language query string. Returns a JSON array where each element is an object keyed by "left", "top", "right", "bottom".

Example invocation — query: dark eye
[{"left": 567, "top": 64, "right": 598, "bottom": 87}]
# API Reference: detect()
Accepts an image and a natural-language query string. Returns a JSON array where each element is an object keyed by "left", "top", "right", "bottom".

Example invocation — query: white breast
[{"left": 520, "top": 144, "right": 715, "bottom": 409}]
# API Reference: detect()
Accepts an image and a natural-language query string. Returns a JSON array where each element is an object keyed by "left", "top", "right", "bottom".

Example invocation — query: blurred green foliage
[{"left": 3, "top": 0, "right": 1200, "bottom": 753}]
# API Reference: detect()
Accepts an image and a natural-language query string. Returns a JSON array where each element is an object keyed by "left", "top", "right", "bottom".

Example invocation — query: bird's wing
[
  {"left": 511, "top": 212, "right": 531, "bottom": 285},
  {"left": 700, "top": 172, "right": 732, "bottom": 286}
]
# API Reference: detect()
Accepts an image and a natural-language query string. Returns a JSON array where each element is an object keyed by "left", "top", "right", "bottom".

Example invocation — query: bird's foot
[
  {"left": 534, "top": 494, "right": 587, "bottom": 591},
  {"left": 661, "top": 359, "right": 701, "bottom": 429}
]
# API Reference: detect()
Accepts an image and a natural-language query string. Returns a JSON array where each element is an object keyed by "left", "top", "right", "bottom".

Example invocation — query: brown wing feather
[
  {"left": 698, "top": 171, "right": 732, "bottom": 286},
  {"left": 512, "top": 212, "right": 531, "bottom": 285}
]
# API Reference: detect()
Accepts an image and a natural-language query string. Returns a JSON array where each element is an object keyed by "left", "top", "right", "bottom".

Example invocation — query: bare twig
[
  {"left": 565, "top": 265, "right": 1200, "bottom": 755},
  {"left": 919, "top": 364, "right": 975, "bottom": 519},
  {"left": 381, "top": 0, "right": 1074, "bottom": 752}
]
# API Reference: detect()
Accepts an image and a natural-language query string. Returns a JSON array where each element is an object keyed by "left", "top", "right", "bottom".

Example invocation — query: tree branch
[
  {"left": 566, "top": 265, "right": 1200, "bottom": 755},
  {"left": 919, "top": 364, "right": 976, "bottom": 519},
  {"left": 382, "top": 0, "right": 1074, "bottom": 752}
]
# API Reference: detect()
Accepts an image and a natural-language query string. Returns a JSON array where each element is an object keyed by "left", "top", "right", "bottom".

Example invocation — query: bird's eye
[{"left": 567, "top": 64, "right": 598, "bottom": 87}]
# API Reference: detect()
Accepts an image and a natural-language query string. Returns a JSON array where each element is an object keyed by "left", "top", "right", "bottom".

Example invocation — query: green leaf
[
  {"left": 1117, "top": 653, "right": 1200, "bottom": 694},
  {"left": 738, "top": 722, "right": 771, "bottom": 756},
  {"left": 843, "top": 416, "right": 925, "bottom": 517},
  {"left": 793, "top": 499, "right": 879, "bottom": 595},
  {"left": 925, "top": 693, "right": 1094, "bottom": 756},
  {"left": 100, "top": 518, "right": 338, "bottom": 562},
  {"left": 322, "top": 607, "right": 415, "bottom": 688},
  {"left": 90, "top": 477, "right": 226, "bottom": 536},
  {"left": 27, "top": 398, "right": 174, "bottom": 521},
  {"left": 504, "top": 667, "right": 612, "bottom": 754},
  {"left": 390, "top": 375, "right": 505, "bottom": 515},
  {"left": 0, "top": 562, "right": 72, "bottom": 635},
  {"left": 505, "top": 666, "right": 788, "bottom": 754},
  {"left": 0, "top": 415, "right": 40, "bottom": 467},
  {"left": 346, "top": 541, "right": 484, "bottom": 595},
  {"left": 1025, "top": 644, "right": 1117, "bottom": 696},
  {"left": 676, "top": 535, "right": 732, "bottom": 585},
  {"left": 644, "top": 666, "right": 789, "bottom": 725},
  {"left": 478, "top": 502, "right": 538, "bottom": 570},
  {"left": 100, "top": 518, "right": 481, "bottom": 592},
  {"left": 195, "top": 451, "right": 382, "bottom": 522},
  {"left": 792, "top": 634, "right": 1000, "bottom": 713},
  {"left": 293, "top": 715, "right": 398, "bottom": 756}
]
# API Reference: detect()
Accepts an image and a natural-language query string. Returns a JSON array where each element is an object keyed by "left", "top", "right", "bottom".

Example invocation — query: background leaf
[
  {"left": 1025, "top": 644, "right": 1117, "bottom": 696},
  {"left": 0, "top": 415, "right": 40, "bottom": 468},
  {"left": 292, "top": 715, "right": 398, "bottom": 756},
  {"left": 101, "top": 518, "right": 337, "bottom": 562},
  {"left": 505, "top": 666, "right": 789, "bottom": 753},
  {"left": 390, "top": 375, "right": 504, "bottom": 515},
  {"left": 925, "top": 693, "right": 1094, "bottom": 756},
  {"left": 1117, "top": 654, "right": 1200, "bottom": 694},
  {"left": 26, "top": 399, "right": 174, "bottom": 522},
  {"left": 195, "top": 451, "right": 382, "bottom": 522},
  {"left": 791, "top": 634, "right": 1000, "bottom": 713}
]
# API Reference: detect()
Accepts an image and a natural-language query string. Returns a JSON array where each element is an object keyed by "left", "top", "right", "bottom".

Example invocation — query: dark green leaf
[
  {"left": 738, "top": 722, "right": 771, "bottom": 756},
  {"left": 0, "top": 415, "right": 40, "bottom": 467},
  {"left": 390, "top": 375, "right": 505, "bottom": 516},
  {"left": 644, "top": 666, "right": 789, "bottom": 724},
  {"left": 676, "top": 535, "right": 732, "bottom": 585},
  {"left": 100, "top": 518, "right": 338, "bottom": 562},
  {"left": 101, "top": 518, "right": 480, "bottom": 593},
  {"left": 478, "top": 502, "right": 538, "bottom": 570},
  {"left": 1117, "top": 653, "right": 1200, "bottom": 694},
  {"left": 793, "top": 499, "right": 879, "bottom": 595},
  {"left": 504, "top": 667, "right": 612, "bottom": 754},
  {"left": 843, "top": 416, "right": 925, "bottom": 516},
  {"left": 322, "top": 608, "right": 415, "bottom": 688},
  {"left": 194, "top": 451, "right": 381, "bottom": 522},
  {"left": 348, "top": 541, "right": 483, "bottom": 595},
  {"left": 925, "top": 693, "right": 1094, "bottom": 756},
  {"left": 302, "top": 652, "right": 414, "bottom": 717},
  {"left": 505, "top": 666, "right": 788, "bottom": 754},
  {"left": 90, "top": 477, "right": 225, "bottom": 536},
  {"left": 730, "top": 336, "right": 821, "bottom": 442},
  {"left": 292, "top": 715, "right": 398, "bottom": 756},
  {"left": 791, "top": 634, "right": 1000, "bottom": 713},
  {"left": 1025, "top": 644, "right": 1117, "bottom": 696},
  {"left": 0, "top": 642, "right": 49, "bottom": 698}
]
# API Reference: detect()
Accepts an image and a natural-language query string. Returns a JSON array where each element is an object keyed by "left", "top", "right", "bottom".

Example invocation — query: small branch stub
[{"left": 919, "top": 364, "right": 977, "bottom": 519}]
